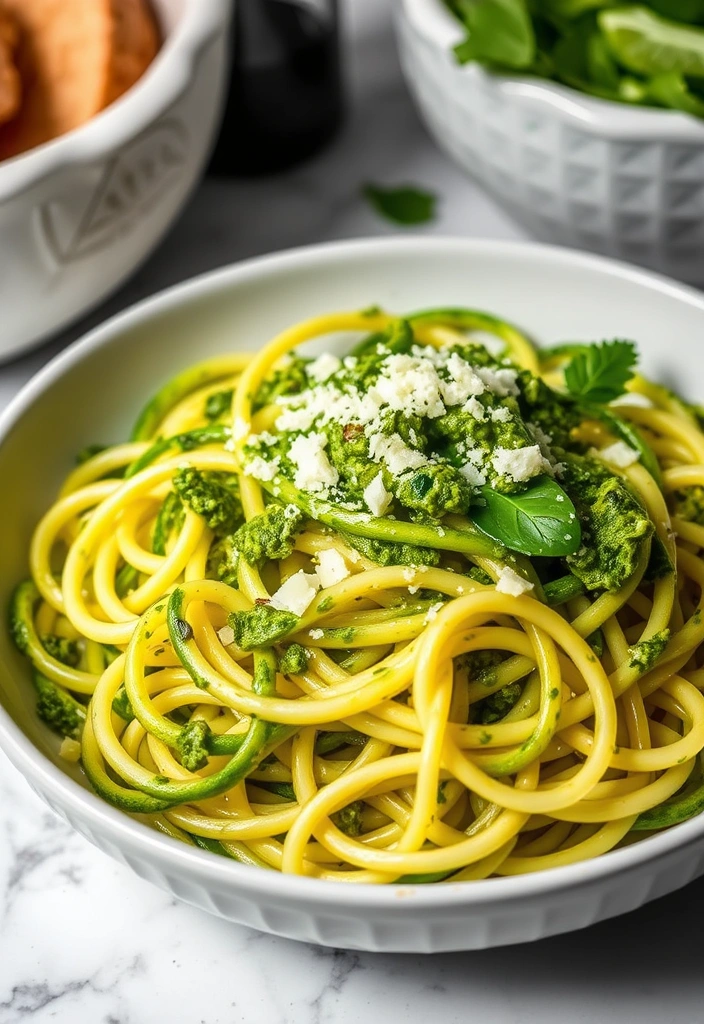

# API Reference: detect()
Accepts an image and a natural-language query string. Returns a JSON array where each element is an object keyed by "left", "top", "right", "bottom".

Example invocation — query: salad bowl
[{"left": 396, "top": 0, "right": 704, "bottom": 285}]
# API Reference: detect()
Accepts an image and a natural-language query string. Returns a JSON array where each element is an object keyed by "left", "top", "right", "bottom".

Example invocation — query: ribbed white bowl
[
  {"left": 396, "top": 0, "right": 704, "bottom": 285},
  {"left": 0, "top": 0, "right": 230, "bottom": 361},
  {"left": 2, "top": 238, "right": 704, "bottom": 952}
]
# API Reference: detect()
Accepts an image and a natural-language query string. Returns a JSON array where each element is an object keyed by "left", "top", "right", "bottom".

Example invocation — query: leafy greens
[
  {"left": 443, "top": 1, "right": 704, "bottom": 118},
  {"left": 471, "top": 476, "right": 582, "bottom": 556}
]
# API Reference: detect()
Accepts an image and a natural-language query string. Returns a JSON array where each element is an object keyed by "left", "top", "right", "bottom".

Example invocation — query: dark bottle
[{"left": 209, "top": 0, "right": 343, "bottom": 177}]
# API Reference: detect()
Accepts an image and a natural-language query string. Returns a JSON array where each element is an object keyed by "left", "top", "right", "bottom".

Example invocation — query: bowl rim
[
  {"left": 0, "top": 0, "right": 230, "bottom": 202},
  {"left": 400, "top": 0, "right": 704, "bottom": 142},
  {"left": 3, "top": 235, "right": 704, "bottom": 911}
]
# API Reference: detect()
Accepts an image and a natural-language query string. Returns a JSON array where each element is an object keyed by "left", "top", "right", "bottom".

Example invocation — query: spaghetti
[{"left": 11, "top": 307, "right": 704, "bottom": 882}]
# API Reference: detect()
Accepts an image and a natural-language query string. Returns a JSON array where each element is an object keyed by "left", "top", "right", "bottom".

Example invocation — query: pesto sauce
[
  {"left": 232, "top": 504, "right": 304, "bottom": 568},
  {"left": 229, "top": 604, "right": 299, "bottom": 650},
  {"left": 629, "top": 628, "right": 671, "bottom": 672},
  {"left": 243, "top": 324, "right": 554, "bottom": 521}
]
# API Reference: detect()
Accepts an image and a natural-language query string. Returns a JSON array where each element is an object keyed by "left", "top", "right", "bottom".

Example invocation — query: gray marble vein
[{"left": 0, "top": 1, "right": 701, "bottom": 1022}]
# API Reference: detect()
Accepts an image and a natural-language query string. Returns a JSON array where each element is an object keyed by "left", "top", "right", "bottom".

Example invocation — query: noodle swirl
[{"left": 9, "top": 306, "right": 704, "bottom": 882}]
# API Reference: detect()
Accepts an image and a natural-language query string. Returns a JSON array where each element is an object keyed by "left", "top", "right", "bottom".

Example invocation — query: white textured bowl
[
  {"left": 396, "top": 0, "right": 704, "bottom": 285},
  {"left": 3, "top": 237, "right": 704, "bottom": 953},
  {"left": 0, "top": 0, "right": 230, "bottom": 362}
]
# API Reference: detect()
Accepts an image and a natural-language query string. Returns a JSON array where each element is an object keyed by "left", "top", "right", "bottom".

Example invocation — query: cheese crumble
[
  {"left": 597, "top": 441, "right": 640, "bottom": 469},
  {"left": 495, "top": 567, "right": 535, "bottom": 597}
]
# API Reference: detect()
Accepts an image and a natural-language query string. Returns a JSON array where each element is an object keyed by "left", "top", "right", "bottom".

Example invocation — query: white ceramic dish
[
  {"left": 0, "top": 0, "right": 230, "bottom": 362},
  {"left": 396, "top": 0, "right": 704, "bottom": 285},
  {"left": 3, "top": 237, "right": 704, "bottom": 953}
]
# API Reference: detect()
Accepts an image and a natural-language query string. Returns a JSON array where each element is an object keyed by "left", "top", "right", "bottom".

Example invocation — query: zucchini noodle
[{"left": 10, "top": 306, "right": 704, "bottom": 883}]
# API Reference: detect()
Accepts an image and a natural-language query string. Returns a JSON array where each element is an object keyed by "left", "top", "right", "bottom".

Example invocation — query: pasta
[{"left": 10, "top": 306, "right": 704, "bottom": 883}]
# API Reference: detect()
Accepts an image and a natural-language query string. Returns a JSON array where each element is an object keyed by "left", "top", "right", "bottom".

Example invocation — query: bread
[
  {"left": 0, "top": 8, "right": 20, "bottom": 127},
  {"left": 0, "top": 0, "right": 159, "bottom": 161}
]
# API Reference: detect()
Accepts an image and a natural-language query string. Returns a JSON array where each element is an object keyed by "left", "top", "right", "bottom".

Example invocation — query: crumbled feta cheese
[
  {"left": 374, "top": 354, "right": 446, "bottom": 418},
  {"left": 275, "top": 404, "right": 318, "bottom": 433},
  {"left": 425, "top": 601, "right": 444, "bottom": 623},
  {"left": 528, "top": 423, "right": 553, "bottom": 449},
  {"left": 316, "top": 548, "right": 350, "bottom": 588},
  {"left": 248, "top": 431, "right": 278, "bottom": 448},
  {"left": 597, "top": 441, "right": 640, "bottom": 468},
  {"left": 270, "top": 570, "right": 321, "bottom": 616},
  {"left": 439, "top": 352, "right": 486, "bottom": 406},
  {"left": 610, "top": 392, "right": 654, "bottom": 409},
  {"left": 408, "top": 585, "right": 419, "bottom": 595},
  {"left": 217, "top": 625, "right": 235, "bottom": 647},
  {"left": 462, "top": 396, "right": 486, "bottom": 421},
  {"left": 308, "top": 628, "right": 325, "bottom": 640},
  {"left": 307, "top": 353, "right": 342, "bottom": 382},
  {"left": 244, "top": 455, "right": 280, "bottom": 481},
  {"left": 363, "top": 472, "right": 392, "bottom": 517},
  {"left": 288, "top": 432, "right": 339, "bottom": 492},
  {"left": 489, "top": 406, "right": 512, "bottom": 423},
  {"left": 402, "top": 568, "right": 417, "bottom": 583},
  {"left": 492, "top": 444, "right": 547, "bottom": 483},
  {"left": 367, "top": 432, "right": 428, "bottom": 475},
  {"left": 495, "top": 567, "right": 534, "bottom": 597},
  {"left": 459, "top": 462, "right": 487, "bottom": 488},
  {"left": 476, "top": 366, "right": 519, "bottom": 398},
  {"left": 233, "top": 417, "right": 250, "bottom": 441}
]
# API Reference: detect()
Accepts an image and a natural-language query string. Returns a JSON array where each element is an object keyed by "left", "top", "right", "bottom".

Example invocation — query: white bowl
[
  {"left": 396, "top": 0, "right": 704, "bottom": 285},
  {"left": 0, "top": 0, "right": 230, "bottom": 362},
  {"left": 3, "top": 237, "right": 704, "bottom": 953}
]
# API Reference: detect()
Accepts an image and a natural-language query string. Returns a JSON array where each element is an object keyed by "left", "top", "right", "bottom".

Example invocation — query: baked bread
[
  {"left": 0, "top": 0, "right": 159, "bottom": 160},
  {"left": 0, "top": 8, "right": 20, "bottom": 127}
]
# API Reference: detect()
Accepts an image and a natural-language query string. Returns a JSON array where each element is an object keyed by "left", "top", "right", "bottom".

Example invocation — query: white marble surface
[{"left": 2, "top": 2, "right": 703, "bottom": 1021}]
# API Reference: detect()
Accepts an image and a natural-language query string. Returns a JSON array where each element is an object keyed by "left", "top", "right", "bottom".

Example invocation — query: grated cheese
[
  {"left": 492, "top": 444, "right": 547, "bottom": 483},
  {"left": 270, "top": 570, "right": 321, "bottom": 616},
  {"left": 244, "top": 455, "right": 280, "bottom": 482},
  {"left": 287, "top": 432, "right": 339, "bottom": 492},
  {"left": 597, "top": 441, "right": 640, "bottom": 468},
  {"left": 316, "top": 548, "right": 351, "bottom": 588},
  {"left": 307, "top": 353, "right": 342, "bottom": 382},
  {"left": 495, "top": 566, "right": 534, "bottom": 597},
  {"left": 363, "top": 472, "right": 393, "bottom": 517}
]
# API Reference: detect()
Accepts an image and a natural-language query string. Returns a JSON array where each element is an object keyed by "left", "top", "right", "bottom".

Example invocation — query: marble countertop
[{"left": 2, "top": 2, "right": 703, "bottom": 1021}]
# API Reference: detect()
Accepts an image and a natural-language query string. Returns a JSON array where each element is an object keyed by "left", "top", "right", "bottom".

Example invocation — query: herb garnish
[{"left": 363, "top": 184, "right": 437, "bottom": 226}]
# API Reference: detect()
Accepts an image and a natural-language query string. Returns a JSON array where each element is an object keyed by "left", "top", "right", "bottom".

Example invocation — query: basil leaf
[
  {"left": 563, "top": 339, "right": 637, "bottom": 404},
  {"left": 363, "top": 184, "right": 437, "bottom": 226},
  {"left": 451, "top": 0, "right": 536, "bottom": 69},
  {"left": 471, "top": 476, "right": 582, "bottom": 557}
]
